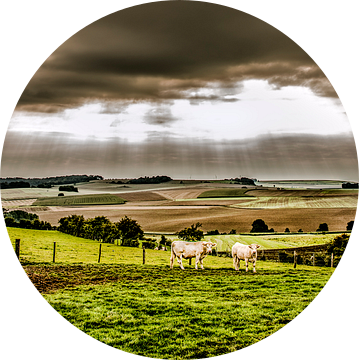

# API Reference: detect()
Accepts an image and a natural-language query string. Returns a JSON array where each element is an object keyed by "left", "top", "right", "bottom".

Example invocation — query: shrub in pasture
[
  {"left": 142, "top": 238, "right": 157, "bottom": 249},
  {"left": 207, "top": 230, "right": 219, "bottom": 235},
  {"left": 317, "top": 223, "right": 329, "bottom": 232},
  {"left": 176, "top": 222, "right": 204, "bottom": 241},
  {"left": 347, "top": 220, "right": 354, "bottom": 230},
  {"left": 326, "top": 233, "right": 349, "bottom": 267},
  {"left": 285, "top": 228, "right": 290, "bottom": 233},
  {"left": 250, "top": 219, "right": 269, "bottom": 233}
]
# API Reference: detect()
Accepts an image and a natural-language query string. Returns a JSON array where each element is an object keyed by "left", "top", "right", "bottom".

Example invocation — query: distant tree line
[
  {"left": 3, "top": 209, "right": 53, "bottom": 230},
  {"left": 224, "top": 177, "right": 256, "bottom": 185},
  {"left": 0, "top": 174, "right": 103, "bottom": 189},
  {"left": 128, "top": 175, "right": 172, "bottom": 184},
  {"left": 342, "top": 182, "right": 358, "bottom": 189},
  {"left": 1, "top": 181, "right": 31, "bottom": 189},
  {"left": 58, "top": 185, "right": 78, "bottom": 192}
]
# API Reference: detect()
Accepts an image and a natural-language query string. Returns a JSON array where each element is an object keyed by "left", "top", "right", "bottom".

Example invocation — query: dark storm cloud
[
  {"left": 16, "top": 1, "right": 333, "bottom": 113},
  {"left": 2, "top": 130, "right": 357, "bottom": 181}
]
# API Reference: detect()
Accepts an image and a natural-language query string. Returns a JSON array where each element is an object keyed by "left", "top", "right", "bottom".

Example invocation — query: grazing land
[{"left": 8, "top": 227, "right": 335, "bottom": 359}]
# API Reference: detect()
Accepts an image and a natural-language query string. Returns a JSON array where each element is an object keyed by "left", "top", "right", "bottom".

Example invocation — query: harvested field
[
  {"left": 154, "top": 187, "right": 216, "bottom": 200},
  {"left": 119, "top": 191, "right": 167, "bottom": 202},
  {"left": 33, "top": 194, "right": 126, "bottom": 206},
  {"left": 35, "top": 206, "right": 355, "bottom": 233},
  {"left": 233, "top": 196, "right": 357, "bottom": 209}
]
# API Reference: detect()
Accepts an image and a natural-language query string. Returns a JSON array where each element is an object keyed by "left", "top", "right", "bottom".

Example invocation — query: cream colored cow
[
  {"left": 170, "top": 241, "right": 217, "bottom": 270},
  {"left": 232, "top": 242, "right": 261, "bottom": 273}
]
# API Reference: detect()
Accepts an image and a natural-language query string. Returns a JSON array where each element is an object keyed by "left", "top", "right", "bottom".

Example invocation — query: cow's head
[
  {"left": 203, "top": 241, "right": 217, "bottom": 254},
  {"left": 248, "top": 244, "right": 261, "bottom": 257}
]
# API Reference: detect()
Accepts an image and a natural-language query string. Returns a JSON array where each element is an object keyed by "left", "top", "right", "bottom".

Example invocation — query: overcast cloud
[{"left": 2, "top": 1, "right": 357, "bottom": 181}]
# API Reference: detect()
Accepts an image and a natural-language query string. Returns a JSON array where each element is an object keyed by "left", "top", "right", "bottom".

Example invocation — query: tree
[
  {"left": 317, "top": 223, "right": 328, "bottom": 232},
  {"left": 207, "top": 229, "right": 219, "bottom": 235},
  {"left": 250, "top": 219, "right": 269, "bottom": 233},
  {"left": 176, "top": 222, "right": 204, "bottom": 241},
  {"left": 115, "top": 216, "right": 144, "bottom": 247},
  {"left": 326, "top": 233, "right": 349, "bottom": 267},
  {"left": 347, "top": 221, "right": 354, "bottom": 230},
  {"left": 285, "top": 228, "right": 290, "bottom": 233},
  {"left": 229, "top": 229, "right": 236, "bottom": 234}
]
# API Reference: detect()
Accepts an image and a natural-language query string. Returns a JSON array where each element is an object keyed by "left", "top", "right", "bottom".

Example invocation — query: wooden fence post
[
  {"left": 53, "top": 242, "right": 56, "bottom": 263},
  {"left": 143, "top": 246, "right": 146, "bottom": 264},
  {"left": 331, "top": 253, "right": 334, "bottom": 268},
  {"left": 98, "top": 243, "right": 102, "bottom": 263},
  {"left": 15, "top": 239, "right": 20, "bottom": 259},
  {"left": 293, "top": 251, "right": 297, "bottom": 269}
]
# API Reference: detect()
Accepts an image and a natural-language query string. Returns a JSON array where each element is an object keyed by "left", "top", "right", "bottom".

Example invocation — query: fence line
[
  {"left": 216, "top": 243, "right": 335, "bottom": 267},
  {"left": 12, "top": 238, "right": 335, "bottom": 267}
]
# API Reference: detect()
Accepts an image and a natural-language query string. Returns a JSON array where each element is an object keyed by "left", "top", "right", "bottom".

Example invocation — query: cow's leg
[
  {"left": 170, "top": 251, "right": 175, "bottom": 269},
  {"left": 195, "top": 255, "right": 201, "bottom": 270},
  {"left": 199, "top": 257, "right": 204, "bottom": 270},
  {"left": 233, "top": 255, "right": 237, "bottom": 270},
  {"left": 233, "top": 255, "right": 239, "bottom": 271},
  {"left": 245, "top": 258, "right": 249, "bottom": 272},
  {"left": 177, "top": 254, "right": 185, "bottom": 270},
  {"left": 253, "top": 259, "right": 257, "bottom": 273}
]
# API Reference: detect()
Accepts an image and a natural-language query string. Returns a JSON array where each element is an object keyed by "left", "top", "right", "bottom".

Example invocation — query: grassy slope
[
  {"left": 8, "top": 228, "right": 335, "bottom": 358},
  {"left": 39, "top": 263, "right": 333, "bottom": 359},
  {"left": 7, "top": 228, "right": 336, "bottom": 264}
]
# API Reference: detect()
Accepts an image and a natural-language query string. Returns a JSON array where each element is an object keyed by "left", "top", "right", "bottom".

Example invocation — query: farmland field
[
  {"left": 2, "top": 180, "right": 357, "bottom": 233},
  {"left": 33, "top": 194, "right": 126, "bottom": 206},
  {"left": 6, "top": 226, "right": 336, "bottom": 359},
  {"left": 232, "top": 195, "right": 358, "bottom": 209}
]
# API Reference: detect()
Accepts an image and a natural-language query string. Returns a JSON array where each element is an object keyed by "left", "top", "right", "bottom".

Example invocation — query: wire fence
[{"left": 216, "top": 244, "right": 337, "bottom": 267}]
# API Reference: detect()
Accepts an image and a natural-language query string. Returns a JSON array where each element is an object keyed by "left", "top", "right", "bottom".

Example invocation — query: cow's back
[{"left": 232, "top": 242, "right": 250, "bottom": 259}]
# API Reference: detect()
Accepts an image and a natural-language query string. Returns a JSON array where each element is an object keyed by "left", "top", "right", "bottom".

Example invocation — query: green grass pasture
[
  {"left": 38, "top": 263, "right": 333, "bottom": 359},
  {"left": 8, "top": 228, "right": 336, "bottom": 264},
  {"left": 33, "top": 193, "right": 126, "bottom": 206},
  {"left": 8, "top": 228, "right": 335, "bottom": 358}
]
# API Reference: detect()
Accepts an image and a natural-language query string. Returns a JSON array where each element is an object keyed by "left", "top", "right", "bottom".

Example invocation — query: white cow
[
  {"left": 170, "top": 241, "right": 217, "bottom": 270},
  {"left": 232, "top": 242, "right": 261, "bottom": 273}
]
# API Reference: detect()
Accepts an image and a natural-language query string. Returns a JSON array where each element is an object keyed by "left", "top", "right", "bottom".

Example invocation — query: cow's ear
[
  {"left": 256, "top": 245, "right": 261, "bottom": 249},
  {"left": 212, "top": 243, "right": 217, "bottom": 247},
  {"left": 203, "top": 241, "right": 208, "bottom": 245}
]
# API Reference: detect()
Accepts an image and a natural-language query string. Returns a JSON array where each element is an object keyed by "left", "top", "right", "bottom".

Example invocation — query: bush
[
  {"left": 317, "top": 223, "right": 328, "bottom": 232},
  {"left": 142, "top": 239, "right": 157, "bottom": 249},
  {"left": 250, "top": 219, "right": 268, "bottom": 233},
  {"left": 347, "top": 221, "right": 354, "bottom": 230},
  {"left": 326, "top": 233, "right": 349, "bottom": 267}
]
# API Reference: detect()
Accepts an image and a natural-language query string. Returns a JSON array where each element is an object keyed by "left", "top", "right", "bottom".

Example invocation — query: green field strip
[{"left": 33, "top": 193, "right": 126, "bottom": 206}]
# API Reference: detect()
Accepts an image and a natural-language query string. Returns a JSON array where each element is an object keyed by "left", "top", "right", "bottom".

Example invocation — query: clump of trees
[
  {"left": 57, "top": 214, "right": 143, "bottom": 247},
  {"left": 59, "top": 185, "right": 78, "bottom": 192},
  {"left": 347, "top": 221, "right": 354, "bottom": 230},
  {"left": 326, "top": 233, "right": 349, "bottom": 267},
  {"left": 3, "top": 209, "right": 53, "bottom": 230},
  {"left": 250, "top": 219, "right": 269, "bottom": 233},
  {"left": 128, "top": 175, "right": 172, "bottom": 184},
  {"left": 176, "top": 222, "right": 204, "bottom": 241},
  {"left": 317, "top": 223, "right": 329, "bottom": 232}
]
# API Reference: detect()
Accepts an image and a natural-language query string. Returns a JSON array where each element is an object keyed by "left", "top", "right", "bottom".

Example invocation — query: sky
[{"left": 1, "top": 0, "right": 357, "bottom": 181}]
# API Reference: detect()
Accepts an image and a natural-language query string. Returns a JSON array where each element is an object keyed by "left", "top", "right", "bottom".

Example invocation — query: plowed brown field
[{"left": 34, "top": 205, "right": 355, "bottom": 233}]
